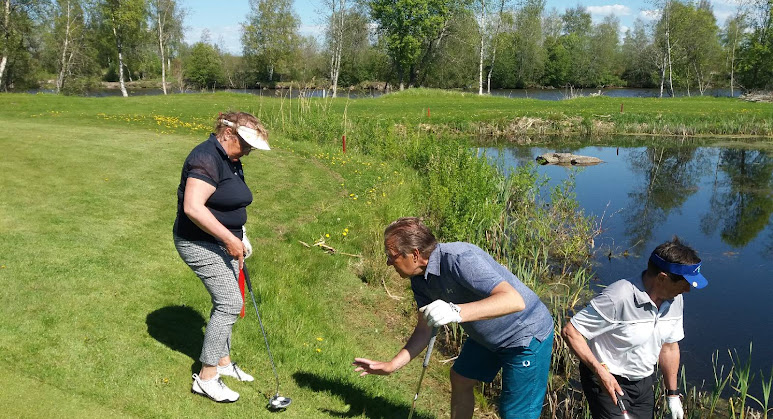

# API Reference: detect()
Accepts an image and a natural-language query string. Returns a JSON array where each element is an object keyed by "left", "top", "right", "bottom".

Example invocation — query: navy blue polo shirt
[{"left": 173, "top": 134, "right": 253, "bottom": 243}]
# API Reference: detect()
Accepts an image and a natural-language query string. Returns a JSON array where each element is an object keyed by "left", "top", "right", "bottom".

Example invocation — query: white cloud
[
  {"left": 587, "top": 4, "right": 632, "bottom": 17},
  {"left": 299, "top": 24, "right": 325, "bottom": 39},
  {"left": 714, "top": 9, "right": 735, "bottom": 23},
  {"left": 185, "top": 25, "right": 243, "bottom": 54},
  {"left": 640, "top": 9, "right": 661, "bottom": 20}
]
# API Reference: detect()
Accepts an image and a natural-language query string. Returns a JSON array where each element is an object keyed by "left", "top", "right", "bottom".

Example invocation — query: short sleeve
[
  {"left": 571, "top": 305, "right": 618, "bottom": 340},
  {"left": 589, "top": 293, "right": 618, "bottom": 323},
  {"left": 451, "top": 251, "right": 505, "bottom": 296},
  {"left": 664, "top": 315, "right": 684, "bottom": 343},
  {"left": 186, "top": 151, "right": 220, "bottom": 186}
]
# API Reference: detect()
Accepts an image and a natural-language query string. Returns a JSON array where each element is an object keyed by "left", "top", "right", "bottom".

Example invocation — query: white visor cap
[
  {"left": 222, "top": 119, "right": 270, "bottom": 151},
  {"left": 237, "top": 125, "right": 270, "bottom": 151}
]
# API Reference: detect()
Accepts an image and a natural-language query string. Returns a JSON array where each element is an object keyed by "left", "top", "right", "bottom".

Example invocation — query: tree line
[{"left": 1, "top": 0, "right": 771, "bottom": 96}]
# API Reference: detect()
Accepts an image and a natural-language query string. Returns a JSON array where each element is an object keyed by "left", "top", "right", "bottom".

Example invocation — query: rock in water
[{"left": 536, "top": 152, "right": 603, "bottom": 166}]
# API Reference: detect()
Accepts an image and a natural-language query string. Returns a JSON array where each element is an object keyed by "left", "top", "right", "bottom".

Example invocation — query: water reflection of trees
[
  {"left": 700, "top": 149, "right": 773, "bottom": 247},
  {"left": 624, "top": 147, "right": 709, "bottom": 252}
]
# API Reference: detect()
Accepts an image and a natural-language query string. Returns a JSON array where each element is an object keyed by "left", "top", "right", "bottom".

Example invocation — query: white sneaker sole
[{"left": 191, "top": 382, "right": 239, "bottom": 403}]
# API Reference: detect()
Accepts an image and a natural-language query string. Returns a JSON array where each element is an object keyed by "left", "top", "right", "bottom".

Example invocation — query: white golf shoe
[
  {"left": 191, "top": 373, "right": 239, "bottom": 403},
  {"left": 217, "top": 362, "right": 254, "bottom": 382}
]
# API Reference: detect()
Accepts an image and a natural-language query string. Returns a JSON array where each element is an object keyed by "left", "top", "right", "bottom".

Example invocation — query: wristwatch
[
  {"left": 448, "top": 302, "right": 462, "bottom": 315},
  {"left": 666, "top": 389, "right": 681, "bottom": 396}
]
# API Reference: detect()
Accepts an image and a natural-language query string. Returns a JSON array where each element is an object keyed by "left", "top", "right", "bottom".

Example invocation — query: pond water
[
  {"left": 485, "top": 143, "right": 773, "bottom": 392},
  {"left": 27, "top": 86, "right": 742, "bottom": 100}
]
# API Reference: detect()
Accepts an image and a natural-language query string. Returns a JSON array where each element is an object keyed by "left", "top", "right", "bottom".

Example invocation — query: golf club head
[{"left": 267, "top": 394, "right": 291, "bottom": 411}]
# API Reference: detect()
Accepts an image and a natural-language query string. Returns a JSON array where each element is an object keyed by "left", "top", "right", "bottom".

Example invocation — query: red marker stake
[
  {"left": 342, "top": 135, "right": 346, "bottom": 153},
  {"left": 427, "top": 108, "right": 430, "bottom": 118}
]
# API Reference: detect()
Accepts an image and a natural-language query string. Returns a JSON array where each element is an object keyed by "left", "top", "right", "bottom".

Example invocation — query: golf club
[
  {"left": 407, "top": 327, "right": 439, "bottom": 419},
  {"left": 242, "top": 267, "right": 292, "bottom": 411},
  {"left": 617, "top": 397, "right": 632, "bottom": 419}
]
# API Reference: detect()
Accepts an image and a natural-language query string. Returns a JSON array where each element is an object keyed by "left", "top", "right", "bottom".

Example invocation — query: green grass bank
[{"left": 1, "top": 90, "right": 769, "bottom": 418}]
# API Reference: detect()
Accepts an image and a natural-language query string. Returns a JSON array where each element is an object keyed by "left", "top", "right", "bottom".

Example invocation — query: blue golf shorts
[{"left": 452, "top": 331, "right": 554, "bottom": 419}]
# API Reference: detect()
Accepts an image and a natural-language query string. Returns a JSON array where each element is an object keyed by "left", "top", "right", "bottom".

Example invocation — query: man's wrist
[{"left": 448, "top": 302, "right": 462, "bottom": 321}]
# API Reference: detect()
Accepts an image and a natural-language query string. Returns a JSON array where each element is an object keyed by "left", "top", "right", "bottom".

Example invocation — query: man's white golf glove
[
  {"left": 667, "top": 395, "right": 684, "bottom": 419},
  {"left": 419, "top": 300, "right": 462, "bottom": 328},
  {"left": 242, "top": 226, "right": 253, "bottom": 259}
]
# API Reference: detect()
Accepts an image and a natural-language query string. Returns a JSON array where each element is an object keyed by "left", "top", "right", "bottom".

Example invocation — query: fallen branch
[
  {"left": 383, "top": 277, "right": 403, "bottom": 300},
  {"left": 298, "top": 239, "right": 362, "bottom": 258}
]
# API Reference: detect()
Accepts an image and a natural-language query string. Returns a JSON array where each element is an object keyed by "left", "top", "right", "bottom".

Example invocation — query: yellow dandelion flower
[
  {"left": 325, "top": 234, "right": 330, "bottom": 238},
  {"left": 344, "top": 228, "right": 349, "bottom": 232},
  {"left": 316, "top": 337, "right": 323, "bottom": 341},
  {"left": 316, "top": 348, "right": 322, "bottom": 353},
  {"left": 343, "top": 232, "right": 347, "bottom": 236}
]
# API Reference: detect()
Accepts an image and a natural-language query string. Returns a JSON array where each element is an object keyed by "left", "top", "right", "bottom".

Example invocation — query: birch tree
[
  {"left": 150, "top": 0, "right": 183, "bottom": 94},
  {"left": 49, "top": 0, "right": 89, "bottom": 93},
  {"left": 323, "top": 0, "right": 347, "bottom": 97},
  {"left": 651, "top": 0, "right": 676, "bottom": 97},
  {"left": 0, "top": 0, "right": 9, "bottom": 88},
  {"left": 98, "top": 0, "right": 148, "bottom": 97},
  {"left": 472, "top": 0, "right": 508, "bottom": 94},
  {"left": 723, "top": 12, "right": 747, "bottom": 95}
]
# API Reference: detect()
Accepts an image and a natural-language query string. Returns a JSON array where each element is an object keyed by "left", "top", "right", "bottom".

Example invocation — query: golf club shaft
[
  {"left": 408, "top": 327, "right": 439, "bottom": 419},
  {"left": 243, "top": 266, "right": 281, "bottom": 395}
]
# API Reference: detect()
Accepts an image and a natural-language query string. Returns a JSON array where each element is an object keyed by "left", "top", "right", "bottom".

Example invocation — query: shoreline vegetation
[
  {"left": 24, "top": 86, "right": 773, "bottom": 139},
  {"left": 1, "top": 90, "right": 771, "bottom": 418}
]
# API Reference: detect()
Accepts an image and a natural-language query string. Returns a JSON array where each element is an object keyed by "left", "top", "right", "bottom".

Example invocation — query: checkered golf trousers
[{"left": 174, "top": 236, "right": 243, "bottom": 366}]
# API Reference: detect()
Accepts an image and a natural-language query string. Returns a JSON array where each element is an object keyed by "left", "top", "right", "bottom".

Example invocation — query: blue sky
[{"left": 182, "top": 0, "right": 741, "bottom": 54}]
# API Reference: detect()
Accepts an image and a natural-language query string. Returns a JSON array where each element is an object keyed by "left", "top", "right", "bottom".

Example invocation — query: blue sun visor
[{"left": 649, "top": 253, "right": 708, "bottom": 289}]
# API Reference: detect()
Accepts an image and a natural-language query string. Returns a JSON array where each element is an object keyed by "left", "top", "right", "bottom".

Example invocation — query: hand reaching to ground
[{"left": 353, "top": 358, "right": 396, "bottom": 377}]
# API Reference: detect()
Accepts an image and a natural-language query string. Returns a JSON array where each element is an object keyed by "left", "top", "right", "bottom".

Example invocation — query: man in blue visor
[{"left": 562, "top": 236, "right": 708, "bottom": 419}]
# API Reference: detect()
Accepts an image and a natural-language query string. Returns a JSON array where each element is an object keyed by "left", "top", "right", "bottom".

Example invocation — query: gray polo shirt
[{"left": 411, "top": 242, "right": 554, "bottom": 351}]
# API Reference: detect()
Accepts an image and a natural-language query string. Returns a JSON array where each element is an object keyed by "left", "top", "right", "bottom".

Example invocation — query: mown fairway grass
[{"left": 0, "top": 98, "right": 446, "bottom": 418}]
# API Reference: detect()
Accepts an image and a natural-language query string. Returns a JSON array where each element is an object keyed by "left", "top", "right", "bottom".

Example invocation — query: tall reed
[{"left": 269, "top": 96, "right": 769, "bottom": 419}]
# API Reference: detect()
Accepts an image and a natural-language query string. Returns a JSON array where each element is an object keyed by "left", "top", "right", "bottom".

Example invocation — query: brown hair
[
  {"left": 646, "top": 236, "right": 701, "bottom": 282},
  {"left": 214, "top": 111, "right": 268, "bottom": 144},
  {"left": 384, "top": 217, "right": 438, "bottom": 259}
]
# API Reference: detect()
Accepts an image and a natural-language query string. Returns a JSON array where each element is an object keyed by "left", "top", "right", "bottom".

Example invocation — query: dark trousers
[{"left": 580, "top": 363, "right": 655, "bottom": 419}]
